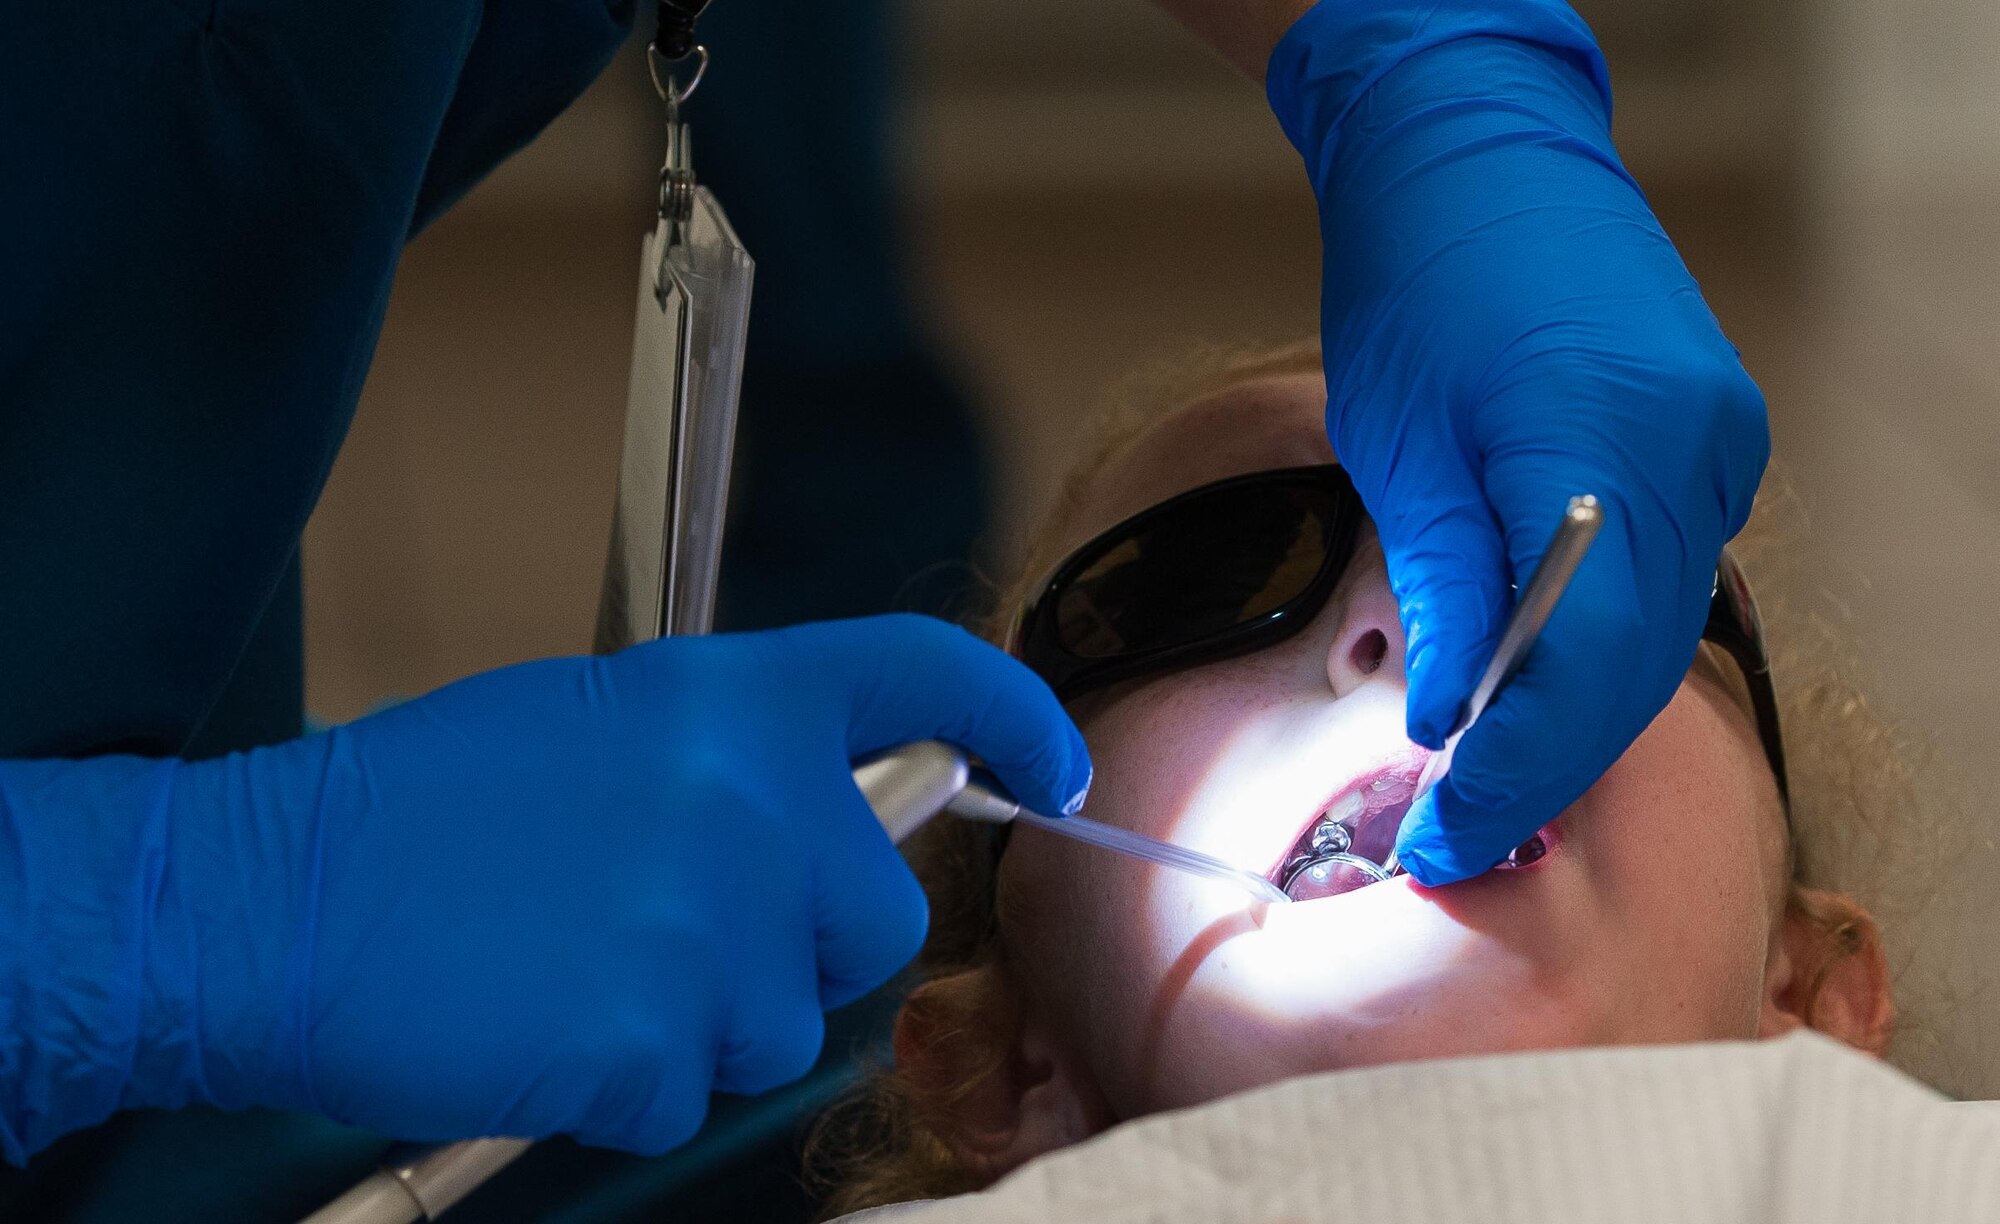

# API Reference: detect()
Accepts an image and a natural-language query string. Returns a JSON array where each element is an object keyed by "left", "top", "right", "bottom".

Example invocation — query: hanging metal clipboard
[{"left": 595, "top": 55, "right": 755, "bottom": 650}]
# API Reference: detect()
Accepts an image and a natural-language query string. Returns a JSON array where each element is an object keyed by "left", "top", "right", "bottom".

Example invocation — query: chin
[{"left": 1167, "top": 901, "right": 1613, "bottom": 1050}]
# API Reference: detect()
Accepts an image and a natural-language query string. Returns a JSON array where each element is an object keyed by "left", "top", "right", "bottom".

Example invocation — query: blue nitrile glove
[
  {"left": 0, "top": 616, "right": 1089, "bottom": 1162},
  {"left": 1267, "top": 1, "right": 1769, "bottom": 884}
]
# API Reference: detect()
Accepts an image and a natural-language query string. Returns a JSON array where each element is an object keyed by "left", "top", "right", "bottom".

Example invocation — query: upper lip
[{"left": 1267, "top": 748, "right": 1432, "bottom": 884}]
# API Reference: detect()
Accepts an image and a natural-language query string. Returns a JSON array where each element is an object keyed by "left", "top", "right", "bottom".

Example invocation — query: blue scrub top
[
  {"left": 0, "top": 0, "right": 630, "bottom": 760},
  {"left": 0, "top": 1, "right": 630, "bottom": 1216}
]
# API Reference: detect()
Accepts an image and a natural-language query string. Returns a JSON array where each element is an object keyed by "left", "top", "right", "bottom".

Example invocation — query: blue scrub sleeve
[{"left": 0, "top": 1, "right": 630, "bottom": 763}]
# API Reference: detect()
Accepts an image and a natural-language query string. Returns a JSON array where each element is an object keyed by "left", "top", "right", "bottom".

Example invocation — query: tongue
[{"left": 1350, "top": 793, "right": 1414, "bottom": 864}]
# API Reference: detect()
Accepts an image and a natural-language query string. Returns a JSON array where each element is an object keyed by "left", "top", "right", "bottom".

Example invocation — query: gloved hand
[
  {"left": 0, "top": 616, "right": 1089, "bottom": 1162},
  {"left": 1266, "top": 1, "right": 1769, "bottom": 884}
]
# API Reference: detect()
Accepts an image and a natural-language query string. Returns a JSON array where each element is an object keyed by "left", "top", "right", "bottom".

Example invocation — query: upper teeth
[{"left": 1324, "top": 790, "right": 1366, "bottom": 823}]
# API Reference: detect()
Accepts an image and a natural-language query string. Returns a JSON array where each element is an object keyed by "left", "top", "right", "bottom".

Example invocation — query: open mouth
[
  {"left": 1267, "top": 758, "right": 1425, "bottom": 902},
  {"left": 1266, "top": 755, "right": 1554, "bottom": 901}
]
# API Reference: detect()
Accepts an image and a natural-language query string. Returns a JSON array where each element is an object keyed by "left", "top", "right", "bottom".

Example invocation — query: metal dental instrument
[{"left": 1385, "top": 494, "right": 1604, "bottom": 876}]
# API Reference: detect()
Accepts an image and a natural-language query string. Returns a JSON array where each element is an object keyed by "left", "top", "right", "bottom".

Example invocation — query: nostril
[{"left": 1349, "top": 628, "right": 1388, "bottom": 677}]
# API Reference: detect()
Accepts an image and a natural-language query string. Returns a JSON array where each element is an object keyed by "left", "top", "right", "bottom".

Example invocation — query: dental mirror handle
[
  {"left": 1408, "top": 494, "right": 1604, "bottom": 805},
  {"left": 1452, "top": 494, "right": 1603, "bottom": 737}
]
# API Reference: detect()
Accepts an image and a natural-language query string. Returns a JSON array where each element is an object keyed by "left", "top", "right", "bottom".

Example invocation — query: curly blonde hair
[{"left": 804, "top": 342, "right": 1944, "bottom": 1219}]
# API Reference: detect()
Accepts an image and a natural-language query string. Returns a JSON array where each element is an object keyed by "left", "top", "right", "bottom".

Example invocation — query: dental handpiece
[
  {"left": 300, "top": 741, "right": 1279, "bottom": 1224},
  {"left": 1388, "top": 495, "right": 1603, "bottom": 873}
]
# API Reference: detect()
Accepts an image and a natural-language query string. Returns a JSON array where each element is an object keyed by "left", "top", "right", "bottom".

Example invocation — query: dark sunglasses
[{"left": 1011, "top": 464, "right": 1789, "bottom": 806}]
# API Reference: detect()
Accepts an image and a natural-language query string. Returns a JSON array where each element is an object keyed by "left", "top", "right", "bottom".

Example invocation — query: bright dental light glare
[{"left": 1159, "top": 710, "right": 1425, "bottom": 906}]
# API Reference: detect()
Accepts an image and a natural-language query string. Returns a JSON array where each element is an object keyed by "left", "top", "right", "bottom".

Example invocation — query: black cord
[{"left": 655, "top": 0, "right": 713, "bottom": 61}]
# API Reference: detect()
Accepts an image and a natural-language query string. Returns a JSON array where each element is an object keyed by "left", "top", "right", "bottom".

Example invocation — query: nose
[{"left": 1325, "top": 573, "right": 1409, "bottom": 701}]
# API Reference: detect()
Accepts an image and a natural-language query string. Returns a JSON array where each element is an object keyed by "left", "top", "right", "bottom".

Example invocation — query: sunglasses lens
[{"left": 1054, "top": 485, "right": 1336, "bottom": 660}]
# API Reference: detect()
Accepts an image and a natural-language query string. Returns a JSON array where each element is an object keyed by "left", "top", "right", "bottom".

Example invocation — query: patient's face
[{"left": 1001, "top": 373, "right": 1791, "bottom": 1119}]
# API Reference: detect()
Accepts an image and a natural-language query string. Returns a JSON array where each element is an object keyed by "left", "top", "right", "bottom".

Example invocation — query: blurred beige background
[{"left": 306, "top": 1, "right": 2000, "bottom": 1090}]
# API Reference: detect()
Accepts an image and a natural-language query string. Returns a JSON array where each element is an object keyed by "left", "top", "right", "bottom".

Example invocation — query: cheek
[
  {"left": 1566, "top": 686, "right": 1784, "bottom": 1030},
  {"left": 1001, "top": 829, "right": 1176, "bottom": 1118},
  {"left": 1010, "top": 672, "right": 1295, "bottom": 1112},
  {"left": 1073, "top": 675, "right": 1279, "bottom": 837}
]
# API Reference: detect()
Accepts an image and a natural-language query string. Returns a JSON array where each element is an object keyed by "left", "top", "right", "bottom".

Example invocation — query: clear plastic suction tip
[{"left": 1011, "top": 809, "right": 1290, "bottom": 905}]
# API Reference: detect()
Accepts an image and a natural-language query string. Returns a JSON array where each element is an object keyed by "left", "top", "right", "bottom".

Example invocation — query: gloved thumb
[
  {"left": 1375, "top": 487, "right": 1514, "bottom": 750},
  {"left": 813, "top": 614, "right": 1092, "bottom": 819}
]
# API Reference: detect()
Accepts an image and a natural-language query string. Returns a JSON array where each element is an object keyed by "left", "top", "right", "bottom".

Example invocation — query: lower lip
[{"left": 1501, "top": 827, "right": 1554, "bottom": 869}]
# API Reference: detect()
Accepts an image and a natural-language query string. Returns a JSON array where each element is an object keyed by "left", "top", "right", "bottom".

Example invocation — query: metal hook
[
  {"left": 648, "top": 43, "right": 709, "bottom": 107},
  {"left": 649, "top": 43, "right": 706, "bottom": 230}
]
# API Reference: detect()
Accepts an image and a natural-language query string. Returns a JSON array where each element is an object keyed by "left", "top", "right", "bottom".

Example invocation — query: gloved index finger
[
  {"left": 818, "top": 614, "right": 1092, "bottom": 820},
  {"left": 786, "top": 615, "right": 1088, "bottom": 1010}
]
